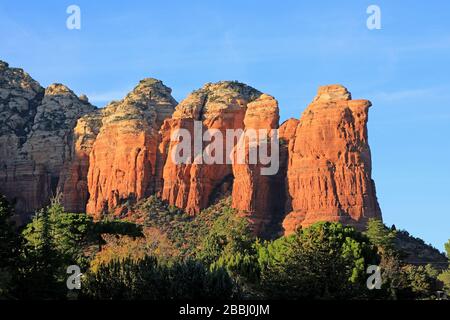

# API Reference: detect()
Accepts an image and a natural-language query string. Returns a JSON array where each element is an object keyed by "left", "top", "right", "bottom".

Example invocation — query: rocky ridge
[
  {"left": 0, "top": 61, "right": 95, "bottom": 221},
  {"left": 0, "top": 60, "right": 382, "bottom": 236}
]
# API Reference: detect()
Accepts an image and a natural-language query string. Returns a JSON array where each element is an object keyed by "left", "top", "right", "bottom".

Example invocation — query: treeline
[{"left": 0, "top": 194, "right": 449, "bottom": 300}]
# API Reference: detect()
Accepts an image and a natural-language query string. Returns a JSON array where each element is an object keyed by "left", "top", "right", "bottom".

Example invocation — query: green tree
[
  {"left": 22, "top": 198, "right": 96, "bottom": 269},
  {"left": 18, "top": 201, "right": 65, "bottom": 299},
  {"left": 197, "top": 206, "right": 259, "bottom": 292},
  {"left": 375, "top": 251, "right": 411, "bottom": 299},
  {"left": 365, "top": 218, "right": 397, "bottom": 253},
  {"left": 257, "top": 222, "right": 379, "bottom": 299},
  {"left": 438, "top": 269, "right": 450, "bottom": 296},
  {"left": 402, "top": 264, "right": 441, "bottom": 299},
  {"left": 364, "top": 219, "right": 415, "bottom": 299},
  {"left": 371, "top": 229, "right": 445, "bottom": 300},
  {"left": 81, "top": 256, "right": 234, "bottom": 300},
  {"left": 18, "top": 194, "right": 144, "bottom": 299}
]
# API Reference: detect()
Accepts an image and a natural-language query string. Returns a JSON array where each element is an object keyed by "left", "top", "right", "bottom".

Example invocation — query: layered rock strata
[
  {"left": 0, "top": 60, "right": 382, "bottom": 235},
  {"left": 159, "top": 81, "right": 262, "bottom": 214},
  {"left": 0, "top": 61, "right": 95, "bottom": 220},
  {"left": 85, "top": 79, "right": 177, "bottom": 218},
  {"left": 282, "top": 85, "right": 382, "bottom": 234}
]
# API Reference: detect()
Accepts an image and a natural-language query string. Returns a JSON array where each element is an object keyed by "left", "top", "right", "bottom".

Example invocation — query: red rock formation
[
  {"left": 0, "top": 60, "right": 382, "bottom": 235},
  {"left": 160, "top": 81, "right": 261, "bottom": 214},
  {"left": 278, "top": 118, "right": 300, "bottom": 221},
  {"left": 231, "top": 94, "right": 282, "bottom": 236},
  {"left": 283, "top": 85, "right": 381, "bottom": 234},
  {"left": 85, "top": 79, "right": 176, "bottom": 218},
  {"left": 279, "top": 118, "right": 300, "bottom": 141},
  {"left": 58, "top": 111, "right": 102, "bottom": 212}
]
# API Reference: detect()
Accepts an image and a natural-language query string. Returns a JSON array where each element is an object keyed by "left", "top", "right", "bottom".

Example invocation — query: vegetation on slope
[{"left": 0, "top": 193, "right": 448, "bottom": 300}]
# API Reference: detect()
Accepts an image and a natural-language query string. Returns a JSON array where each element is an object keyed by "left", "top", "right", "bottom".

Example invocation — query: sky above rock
[{"left": 0, "top": 0, "right": 449, "bottom": 250}]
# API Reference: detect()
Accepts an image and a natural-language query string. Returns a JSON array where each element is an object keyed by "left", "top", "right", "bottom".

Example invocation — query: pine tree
[
  {"left": 258, "top": 222, "right": 379, "bottom": 299},
  {"left": 18, "top": 206, "right": 64, "bottom": 299},
  {"left": 365, "top": 218, "right": 397, "bottom": 253}
]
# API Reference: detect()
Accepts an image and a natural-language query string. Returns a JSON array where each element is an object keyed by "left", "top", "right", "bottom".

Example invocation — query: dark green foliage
[
  {"left": 81, "top": 256, "right": 233, "bottom": 300},
  {"left": 364, "top": 219, "right": 447, "bottom": 299},
  {"left": 198, "top": 207, "right": 259, "bottom": 283},
  {"left": 0, "top": 195, "right": 22, "bottom": 298},
  {"left": 375, "top": 254, "right": 441, "bottom": 300},
  {"left": 364, "top": 219, "right": 406, "bottom": 299},
  {"left": 257, "top": 222, "right": 379, "bottom": 299},
  {"left": 94, "top": 220, "right": 143, "bottom": 238},
  {"left": 2, "top": 189, "right": 448, "bottom": 300},
  {"left": 16, "top": 195, "right": 144, "bottom": 299},
  {"left": 376, "top": 251, "right": 409, "bottom": 299},
  {"left": 438, "top": 269, "right": 450, "bottom": 295},
  {"left": 18, "top": 200, "right": 66, "bottom": 299},
  {"left": 22, "top": 198, "right": 95, "bottom": 269},
  {"left": 134, "top": 196, "right": 259, "bottom": 294},
  {"left": 93, "top": 220, "right": 144, "bottom": 251},
  {"left": 365, "top": 218, "right": 396, "bottom": 253},
  {"left": 375, "top": 250, "right": 442, "bottom": 300},
  {"left": 0, "top": 195, "right": 21, "bottom": 265},
  {"left": 402, "top": 264, "right": 442, "bottom": 299},
  {"left": 198, "top": 207, "right": 253, "bottom": 261}
]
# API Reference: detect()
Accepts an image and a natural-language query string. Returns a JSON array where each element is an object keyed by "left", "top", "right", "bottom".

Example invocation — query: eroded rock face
[
  {"left": 58, "top": 110, "right": 103, "bottom": 213},
  {"left": 231, "top": 94, "right": 283, "bottom": 236},
  {"left": 278, "top": 118, "right": 300, "bottom": 227},
  {"left": 0, "top": 61, "right": 95, "bottom": 221},
  {"left": 0, "top": 59, "right": 382, "bottom": 235},
  {"left": 279, "top": 118, "right": 300, "bottom": 141},
  {"left": 85, "top": 79, "right": 177, "bottom": 218},
  {"left": 159, "top": 81, "right": 262, "bottom": 214},
  {"left": 283, "top": 85, "right": 382, "bottom": 234},
  {"left": 23, "top": 84, "right": 96, "bottom": 177}
]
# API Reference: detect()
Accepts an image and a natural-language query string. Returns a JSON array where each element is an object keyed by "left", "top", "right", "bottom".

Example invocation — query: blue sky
[{"left": 0, "top": 0, "right": 449, "bottom": 251}]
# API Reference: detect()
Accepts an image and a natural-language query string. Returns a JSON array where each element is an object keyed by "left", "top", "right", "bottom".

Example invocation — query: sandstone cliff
[
  {"left": 157, "top": 83, "right": 288, "bottom": 236},
  {"left": 85, "top": 79, "right": 177, "bottom": 218},
  {"left": 58, "top": 110, "right": 103, "bottom": 213},
  {"left": 159, "top": 81, "right": 262, "bottom": 214},
  {"left": 282, "top": 85, "right": 382, "bottom": 234},
  {"left": 0, "top": 60, "right": 382, "bottom": 235},
  {"left": 0, "top": 61, "right": 95, "bottom": 221},
  {"left": 231, "top": 94, "right": 284, "bottom": 237}
]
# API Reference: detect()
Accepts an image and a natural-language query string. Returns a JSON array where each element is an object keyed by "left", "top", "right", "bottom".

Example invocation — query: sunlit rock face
[
  {"left": 282, "top": 85, "right": 382, "bottom": 234},
  {"left": 159, "top": 81, "right": 262, "bottom": 215},
  {"left": 0, "top": 59, "right": 382, "bottom": 236},
  {"left": 85, "top": 79, "right": 177, "bottom": 218}
]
